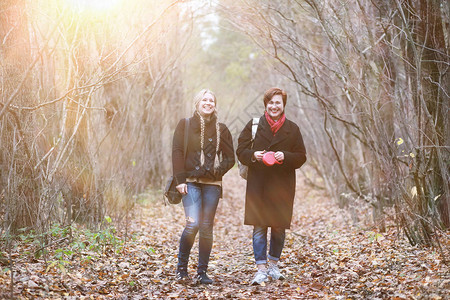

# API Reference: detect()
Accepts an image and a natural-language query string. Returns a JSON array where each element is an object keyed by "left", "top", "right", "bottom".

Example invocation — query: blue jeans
[
  {"left": 178, "top": 182, "right": 221, "bottom": 274},
  {"left": 253, "top": 226, "right": 286, "bottom": 265}
]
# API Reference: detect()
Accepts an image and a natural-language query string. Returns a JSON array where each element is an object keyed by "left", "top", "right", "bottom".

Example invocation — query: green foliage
[
  {"left": 367, "top": 231, "right": 384, "bottom": 243},
  {"left": 50, "top": 223, "right": 71, "bottom": 238},
  {"left": 17, "top": 227, "right": 35, "bottom": 243},
  {"left": 81, "top": 217, "right": 123, "bottom": 254},
  {"left": 46, "top": 259, "right": 70, "bottom": 274},
  {"left": 45, "top": 222, "right": 123, "bottom": 273},
  {"left": 2, "top": 218, "right": 124, "bottom": 274},
  {"left": 81, "top": 255, "right": 93, "bottom": 265}
]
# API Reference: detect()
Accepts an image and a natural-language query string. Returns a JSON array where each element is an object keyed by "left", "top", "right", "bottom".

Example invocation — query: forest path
[
  {"left": 2, "top": 168, "right": 448, "bottom": 299},
  {"left": 132, "top": 168, "right": 448, "bottom": 299}
]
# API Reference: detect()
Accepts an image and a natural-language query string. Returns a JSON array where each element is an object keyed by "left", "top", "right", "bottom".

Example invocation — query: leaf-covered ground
[{"left": 1, "top": 168, "right": 449, "bottom": 299}]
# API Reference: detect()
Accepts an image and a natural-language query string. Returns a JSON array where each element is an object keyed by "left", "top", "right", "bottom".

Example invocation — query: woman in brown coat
[{"left": 236, "top": 87, "right": 307, "bottom": 285}]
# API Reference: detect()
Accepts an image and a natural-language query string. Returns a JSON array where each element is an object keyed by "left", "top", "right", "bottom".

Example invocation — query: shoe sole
[
  {"left": 196, "top": 277, "right": 213, "bottom": 285},
  {"left": 251, "top": 278, "right": 268, "bottom": 285}
]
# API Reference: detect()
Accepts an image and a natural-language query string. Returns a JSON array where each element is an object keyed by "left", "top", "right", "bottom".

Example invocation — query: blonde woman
[{"left": 172, "top": 89, "right": 235, "bottom": 284}]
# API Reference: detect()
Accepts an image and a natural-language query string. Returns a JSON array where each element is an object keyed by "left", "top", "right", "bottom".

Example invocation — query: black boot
[
  {"left": 196, "top": 271, "right": 213, "bottom": 284},
  {"left": 175, "top": 267, "right": 189, "bottom": 282}
]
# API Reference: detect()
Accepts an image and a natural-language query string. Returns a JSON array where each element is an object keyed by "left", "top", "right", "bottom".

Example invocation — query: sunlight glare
[{"left": 67, "top": 0, "right": 121, "bottom": 12}]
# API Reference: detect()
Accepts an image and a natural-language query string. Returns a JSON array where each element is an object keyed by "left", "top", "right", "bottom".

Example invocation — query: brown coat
[{"left": 236, "top": 115, "right": 306, "bottom": 229}]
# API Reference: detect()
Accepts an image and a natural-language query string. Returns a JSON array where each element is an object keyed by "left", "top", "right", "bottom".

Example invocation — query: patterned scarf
[
  {"left": 196, "top": 112, "right": 221, "bottom": 168},
  {"left": 265, "top": 111, "right": 286, "bottom": 135}
]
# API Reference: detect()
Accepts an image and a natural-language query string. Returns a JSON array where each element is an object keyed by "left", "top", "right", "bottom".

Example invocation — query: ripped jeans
[{"left": 177, "top": 182, "right": 221, "bottom": 274}]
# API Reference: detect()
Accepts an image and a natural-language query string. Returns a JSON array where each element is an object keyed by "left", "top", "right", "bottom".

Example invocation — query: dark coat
[
  {"left": 236, "top": 115, "right": 306, "bottom": 229},
  {"left": 172, "top": 113, "right": 235, "bottom": 185}
]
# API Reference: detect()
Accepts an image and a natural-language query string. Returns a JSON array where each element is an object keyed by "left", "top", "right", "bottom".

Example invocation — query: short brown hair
[{"left": 263, "top": 87, "right": 287, "bottom": 107}]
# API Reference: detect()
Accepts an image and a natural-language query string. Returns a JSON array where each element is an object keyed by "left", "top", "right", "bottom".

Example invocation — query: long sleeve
[
  {"left": 172, "top": 119, "right": 187, "bottom": 185},
  {"left": 282, "top": 125, "right": 307, "bottom": 169},
  {"left": 216, "top": 125, "right": 235, "bottom": 177},
  {"left": 236, "top": 119, "right": 255, "bottom": 166}
]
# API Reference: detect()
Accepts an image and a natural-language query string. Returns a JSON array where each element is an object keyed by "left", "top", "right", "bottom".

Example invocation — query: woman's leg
[
  {"left": 268, "top": 226, "right": 286, "bottom": 262},
  {"left": 251, "top": 226, "right": 269, "bottom": 284},
  {"left": 177, "top": 183, "right": 201, "bottom": 273},
  {"left": 267, "top": 226, "right": 286, "bottom": 280},
  {"left": 252, "top": 226, "right": 268, "bottom": 266},
  {"left": 197, "top": 184, "right": 220, "bottom": 274}
]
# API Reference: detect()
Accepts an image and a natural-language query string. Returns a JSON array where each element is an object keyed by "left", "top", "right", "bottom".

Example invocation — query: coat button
[
  {"left": 195, "top": 166, "right": 200, "bottom": 170},
  {"left": 206, "top": 167, "right": 210, "bottom": 171},
  {"left": 207, "top": 153, "right": 212, "bottom": 157},
  {"left": 208, "top": 138, "right": 213, "bottom": 142}
]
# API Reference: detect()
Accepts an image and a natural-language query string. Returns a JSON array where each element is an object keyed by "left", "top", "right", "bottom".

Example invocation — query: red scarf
[{"left": 265, "top": 111, "right": 286, "bottom": 134}]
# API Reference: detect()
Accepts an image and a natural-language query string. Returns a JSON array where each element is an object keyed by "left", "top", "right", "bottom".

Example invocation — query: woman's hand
[
  {"left": 176, "top": 183, "right": 188, "bottom": 194},
  {"left": 253, "top": 150, "right": 266, "bottom": 162},
  {"left": 274, "top": 151, "right": 284, "bottom": 162}
]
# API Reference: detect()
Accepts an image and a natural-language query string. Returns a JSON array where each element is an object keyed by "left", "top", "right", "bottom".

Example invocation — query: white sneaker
[
  {"left": 268, "top": 263, "right": 285, "bottom": 280},
  {"left": 251, "top": 269, "right": 268, "bottom": 285}
]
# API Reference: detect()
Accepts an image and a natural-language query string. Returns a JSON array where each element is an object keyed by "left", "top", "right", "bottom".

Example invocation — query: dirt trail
[
  {"left": 2, "top": 168, "right": 448, "bottom": 299},
  {"left": 134, "top": 168, "right": 449, "bottom": 299}
]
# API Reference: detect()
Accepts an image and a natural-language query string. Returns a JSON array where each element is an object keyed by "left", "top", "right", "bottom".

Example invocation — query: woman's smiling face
[
  {"left": 198, "top": 92, "right": 216, "bottom": 117},
  {"left": 266, "top": 94, "right": 284, "bottom": 120}
]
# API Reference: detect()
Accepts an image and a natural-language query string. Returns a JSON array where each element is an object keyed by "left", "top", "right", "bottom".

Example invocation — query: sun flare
[{"left": 66, "top": 0, "right": 121, "bottom": 12}]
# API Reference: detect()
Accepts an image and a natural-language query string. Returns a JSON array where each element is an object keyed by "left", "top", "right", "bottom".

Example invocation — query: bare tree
[
  {"left": 221, "top": 0, "right": 449, "bottom": 246},
  {"left": 0, "top": 0, "right": 191, "bottom": 241}
]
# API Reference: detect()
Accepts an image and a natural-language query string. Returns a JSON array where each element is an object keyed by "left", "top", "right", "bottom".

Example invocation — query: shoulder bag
[
  {"left": 164, "top": 118, "right": 189, "bottom": 204},
  {"left": 238, "top": 117, "right": 259, "bottom": 179}
]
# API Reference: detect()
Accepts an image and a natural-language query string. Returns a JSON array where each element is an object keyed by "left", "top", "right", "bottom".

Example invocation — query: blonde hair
[{"left": 194, "top": 89, "right": 221, "bottom": 169}]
